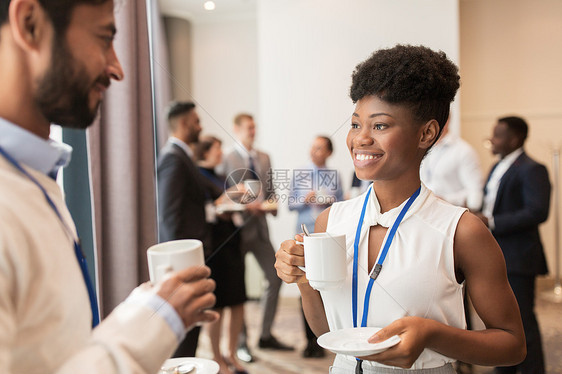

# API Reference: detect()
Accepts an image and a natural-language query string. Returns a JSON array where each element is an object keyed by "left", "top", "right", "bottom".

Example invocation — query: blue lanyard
[
  {"left": 352, "top": 186, "right": 421, "bottom": 328},
  {"left": 0, "top": 145, "right": 100, "bottom": 328}
]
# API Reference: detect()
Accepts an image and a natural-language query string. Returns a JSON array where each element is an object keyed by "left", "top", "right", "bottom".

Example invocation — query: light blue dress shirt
[
  {"left": 288, "top": 162, "right": 343, "bottom": 234},
  {"left": 0, "top": 118, "right": 72, "bottom": 177}
]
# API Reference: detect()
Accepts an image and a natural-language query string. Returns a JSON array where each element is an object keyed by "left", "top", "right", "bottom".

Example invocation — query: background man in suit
[
  {"left": 221, "top": 113, "right": 292, "bottom": 361},
  {"left": 157, "top": 101, "right": 224, "bottom": 357},
  {"left": 476, "top": 116, "right": 550, "bottom": 374}
]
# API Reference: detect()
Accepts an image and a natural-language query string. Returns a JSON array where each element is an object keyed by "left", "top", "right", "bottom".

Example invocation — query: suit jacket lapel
[{"left": 170, "top": 142, "right": 193, "bottom": 167}]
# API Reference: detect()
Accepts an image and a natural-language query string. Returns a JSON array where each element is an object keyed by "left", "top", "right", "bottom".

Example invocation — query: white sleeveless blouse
[{"left": 323, "top": 183, "right": 467, "bottom": 370}]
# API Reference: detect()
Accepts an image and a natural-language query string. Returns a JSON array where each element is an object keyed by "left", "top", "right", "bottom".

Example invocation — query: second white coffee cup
[
  {"left": 147, "top": 239, "right": 205, "bottom": 283},
  {"left": 243, "top": 179, "right": 262, "bottom": 201},
  {"left": 298, "top": 232, "right": 347, "bottom": 291}
]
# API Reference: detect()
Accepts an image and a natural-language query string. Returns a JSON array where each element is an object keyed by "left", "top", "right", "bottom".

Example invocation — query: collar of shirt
[
  {"left": 497, "top": 147, "right": 524, "bottom": 170},
  {"left": 482, "top": 147, "right": 524, "bottom": 219},
  {"left": 363, "top": 183, "right": 428, "bottom": 228},
  {"left": 0, "top": 117, "right": 72, "bottom": 176},
  {"left": 309, "top": 162, "right": 328, "bottom": 171},
  {"left": 309, "top": 162, "right": 338, "bottom": 189},
  {"left": 169, "top": 136, "right": 194, "bottom": 159},
  {"left": 488, "top": 147, "right": 524, "bottom": 185},
  {"left": 234, "top": 142, "right": 258, "bottom": 162}
]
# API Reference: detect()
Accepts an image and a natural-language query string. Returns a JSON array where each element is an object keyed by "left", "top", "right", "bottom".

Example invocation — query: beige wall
[
  {"left": 259, "top": 0, "right": 459, "bottom": 297},
  {"left": 460, "top": 0, "right": 562, "bottom": 278},
  {"left": 160, "top": 0, "right": 562, "bottom": 286},
  {"left": 191, "top": 17, "right": 259, "bottom": 141},
  {"left": 164, "top": 16, "right": 192, "bottom": 100},
  {"left": 162, "top": 0, "right": 460, "bottom": 297}
]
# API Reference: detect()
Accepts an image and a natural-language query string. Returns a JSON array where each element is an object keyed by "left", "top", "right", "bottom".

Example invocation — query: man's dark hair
[
  {"left": 166, "top": 101, "right": 196, "bottom": 122},
  {"left": 317, "top": 135, "right": 333, "bottom": 153},
  {"left": 165, "top": 101, "right": 196, "bottom": 132},
  {"left": 498, "top": 116, "right": 528, "bottom": 143},
  {"left": 1, "top": 1, "right": 110, "bottom": 37},
  {"left": 350, "top": 44, "right": 460, "bottom": 134},
  {"left": 0, "top": 1, "right": 9, "bottom": 25}
]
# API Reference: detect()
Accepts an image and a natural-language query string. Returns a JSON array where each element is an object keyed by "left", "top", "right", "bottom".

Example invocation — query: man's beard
[
  {"left": 187, "top": 130, "right": 200, "bottom": 144},
  {"left": 35, "top": 38, "right": 110, "bottom": 129}
]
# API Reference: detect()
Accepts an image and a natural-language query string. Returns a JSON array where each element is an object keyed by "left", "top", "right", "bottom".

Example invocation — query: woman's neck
[{"left": 373, "top": 176, "right": 421, "bottom": 213}]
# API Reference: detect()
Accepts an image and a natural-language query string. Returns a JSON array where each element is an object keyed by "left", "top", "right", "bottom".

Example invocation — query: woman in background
[{"left": 195, "top": 136, "right": 247, "bottom": 374}]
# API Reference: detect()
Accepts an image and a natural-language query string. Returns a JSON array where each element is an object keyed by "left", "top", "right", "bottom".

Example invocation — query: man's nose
[{"left": 107, "top": 46, "right": 124, "bottom": 81}]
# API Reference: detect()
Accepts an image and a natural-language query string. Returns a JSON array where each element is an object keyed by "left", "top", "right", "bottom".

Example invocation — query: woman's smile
[{"left": 352, "top": 150, "right": 383, "bottom": 168}]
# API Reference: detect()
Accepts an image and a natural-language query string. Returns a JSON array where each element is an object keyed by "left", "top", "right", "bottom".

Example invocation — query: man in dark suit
[
  {"left": 477, "top": 116, "right": 550, "bottom": 374},
  {"left": 157, "top": 101, "right": 223, "bottom": 357},
  {"left": 220, "top": 113, "right": 293, "bottom": 361}
]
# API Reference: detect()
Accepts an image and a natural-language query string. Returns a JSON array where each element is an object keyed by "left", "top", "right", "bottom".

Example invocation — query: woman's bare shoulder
[{"left": 454, "top": 211, "right": 506, "bottom": 281}]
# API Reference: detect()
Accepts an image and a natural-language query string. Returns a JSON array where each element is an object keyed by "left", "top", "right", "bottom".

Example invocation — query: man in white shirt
[
  {"left": 476, "top": 116, "right": 550, "bottom": 374},
  {"left": 0, "top": 1, "right": 218, "bottom": 373},
  {"left": 420, "top": 120, "right": 483, "bottom": 211}
]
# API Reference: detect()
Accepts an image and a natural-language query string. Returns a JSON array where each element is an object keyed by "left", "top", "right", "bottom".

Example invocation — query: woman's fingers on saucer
[
  {"left": 368, "top": 327, "right": 392, "bottom": 344},
  {"left": 368, "top": 318, "right": 407, "bottom": 343},
  {"left": 363, "top": 317, "right": 429, "bottom": 368}
]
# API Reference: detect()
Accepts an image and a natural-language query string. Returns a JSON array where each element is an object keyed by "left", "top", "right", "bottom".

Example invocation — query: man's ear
[
  {"left": 419, "top": 119, "right": 440, "bottom": 150},
  {"left": 508, "top": 133, "right": 523, "bottom": 150},
  {"left": 9, "top": 0, "right": 50, "bottom": 52}
]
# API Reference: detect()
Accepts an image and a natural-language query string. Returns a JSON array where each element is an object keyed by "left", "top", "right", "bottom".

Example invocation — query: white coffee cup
[
  {"left": 297, "top": 233, "right": 347, "bottom": 291},
  {"left": 244, "top": 179, "right": 261, "bottom": 199},
  {"left": 147, "top": 239, "right": 205, "bottom": 283}
]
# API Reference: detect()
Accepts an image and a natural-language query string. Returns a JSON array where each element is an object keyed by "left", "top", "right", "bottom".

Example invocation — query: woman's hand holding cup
[
  {"left": 275, "top": 234, "right": 309, "bottom": 285},
  {"left": 277, "top": 232, "right": 347, "bottom": 291}
]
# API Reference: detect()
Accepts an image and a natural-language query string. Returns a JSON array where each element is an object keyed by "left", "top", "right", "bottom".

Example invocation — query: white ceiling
[{"left": 159, "top": 0, "right": 256, "bottom": 22}]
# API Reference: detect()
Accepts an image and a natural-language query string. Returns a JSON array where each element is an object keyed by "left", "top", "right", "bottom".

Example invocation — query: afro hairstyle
[{"left": 350, "top": 44, "right": 460, "bottom": 133}]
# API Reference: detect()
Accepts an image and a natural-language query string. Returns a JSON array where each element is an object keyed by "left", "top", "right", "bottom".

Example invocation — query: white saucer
[
  {"left": 159, "top": 357, "right": 219, "bottom": 374},
  {"left": 317, "top": 327, "right": 401, "bottom": 356},
  {"left": 216, "top": 203, "right": 246, "bottom": 214}
]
